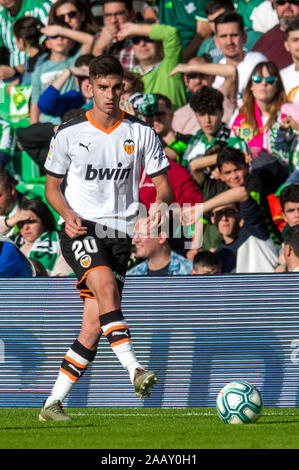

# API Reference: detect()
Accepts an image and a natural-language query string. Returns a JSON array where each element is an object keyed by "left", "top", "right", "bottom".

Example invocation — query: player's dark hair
[
  {"left": 285, "top": 17, "right": 299, "bottom": 38},
  {"left": 284, "top": 224, "right": 299, "bottom": 257},
  {"left": 217, "top": 147, "right": 247, "bottom": 171},
  {"left": 280, "top": 184, "right": 299, "bottom": 211},
  {"left": 19, "top": 198, "right": 57, "bottom": 232},
  {"left": 0, "top": 168, "right": 17, "bottom": 191},
  {"left": 193, "top": 250, "right": 222, "bottom": 269},
  {"left": 215, "top": 11, "right": 245, "bottom": 34},
  {"left": 190, "top": 86, "right": 224, "bottom": 115},
  {"left": 89, "top": 55, "right": 123, "bottom": 81},
  {"left": 205, "top": 0, "right": 234, "bottom": 16},
  {"left": 13, "top": 16, "right": 44, "bottom": 48}
]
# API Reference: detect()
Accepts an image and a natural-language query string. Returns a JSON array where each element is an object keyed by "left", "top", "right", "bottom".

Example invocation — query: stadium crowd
[{"left": 1, "top": 0, "right": 299, "bottom": 277}]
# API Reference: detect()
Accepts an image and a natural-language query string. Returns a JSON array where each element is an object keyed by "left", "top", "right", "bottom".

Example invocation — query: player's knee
[{"left": 100, "top": 280, "right": 120, "bottom": 303}]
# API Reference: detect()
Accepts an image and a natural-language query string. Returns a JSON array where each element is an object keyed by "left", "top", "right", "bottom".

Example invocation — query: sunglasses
[
  {"left": 213, "top": 208, "right": 239, "bottom": 220},
  {"left": 132, "top": 36, "right": 154, "bottom": 45},
  {"left": 186, "top": 73, "right": 205, "bottom": 81},
  {"left": 276, "top": 0, "right": 299, "bottom": 5},
  {"left": 103, "top": 10, "right": 127, "bottom": 19},
  {"left": 252, "top": 75, "right": 278, "bottom": 85},
  {"left": 57, "top": 10, "right": 77, "bottom": 21},
  {"left": 17, "top": 219, "right": 39, "bottom": 229}
]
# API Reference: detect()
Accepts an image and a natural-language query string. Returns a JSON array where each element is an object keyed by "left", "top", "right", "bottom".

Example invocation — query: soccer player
[{"left": 39, "top": 55, "right": 173, "bottom": 421}]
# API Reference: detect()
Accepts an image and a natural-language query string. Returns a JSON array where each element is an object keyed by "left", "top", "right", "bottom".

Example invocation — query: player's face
[
  {"left": 215, "top": 22, "right": 246, "bottom": 59},
  {"left": 195, "top": 110, "right": 223, "bottom": 138},
  {"left": 90, "top": 74, "right": 123, "bottom": 116},
  {"left": 0, "top": 184, "right": 15, "bottom": 215},
  {"left": 282, "top": 201, "right": 299, "bottom": 226},
  {"left": 285, "top": 30, "right": 299, "bottom": 61},
  {"left": 18, "top": 210, "right": 44, "bottom": 243},
  {"left": 219, "top": 162, "right": 248, "bottom": 188}
]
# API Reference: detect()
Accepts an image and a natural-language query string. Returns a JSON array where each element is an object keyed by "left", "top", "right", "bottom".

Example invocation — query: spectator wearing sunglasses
[
  {"left": 48, "top": 0, "right": 98, "bottom": 35},
  {"left": 92, "top": 1, "right": 139, "bottom": 72},
  {"left": 232, "top": 60, "right": 299, "bottom": 188},
  {"left": 117, "top": 20, "right": 186, "bottom": 111},
  {"left": 209, "top": 189, "right": 278, "bottom": 273},
  {"left": 10, "top": 198, "right": 73, "bottom": 277},
  {"left": 252, "top": 0, "right": 299, "bottom": 70},
  {"left": 0, "top": 0, "right": 51, "bottom": 81}
]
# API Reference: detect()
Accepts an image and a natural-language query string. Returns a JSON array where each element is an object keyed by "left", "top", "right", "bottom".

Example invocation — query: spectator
[
  {"left": 280, "top": 18, "right": 299, "bottom": 101},
  {"left": 0, "top": 0, "right": 51, "bottom": 81},
  {"left": 30, "top": 21, "right": 80, "bottom": 125},
  {"left": 183, "top": 86, "right": 248, "bottom": 183},
  {"left": 249, "top": 0, "right": 279, "bottom": 34},
  {"left": 170, "top": 56, "right": 238, "bottom": 129},
  {"left": 252, "top": 0, "right": 299, "bottom": 70},
  {"left": 283, "top": 224, "right": 299, "bottom": 271},
  {"left": 199, "top": 0, "right": 261, "bottom": 63},
  {"left": 37, "top": 53, "right": 94, "bottom": 119},
  {"left": 232, "top": 60, "right": 299, "bottom": 188},
  {"left": 142, "top": 94, "right": 192, "bottom": 164},
  {"left": 209, "top": 187, "right": 278, "bottom": 273},
  {"left": 171, "top": 56, "right": 214, "bottom": 135},
  {"left": 191, "top": 250, "right": 222, "bottom": 274},
  {"left": 117, "top": 21, "right": 186, "bottom": 110},
  {"left": 0, "top": 234, "right": 35, "bottom": 277},
  {"left": 12, "top": 16, "right": 48, "bottom": 85},
  {"left": 212, "top": 11, "right": 267, "bottom": 105},
  {"left": 11, "top": 198, "right": 73, "bottom": 276},
  {"left": 119, "top": 69, "right": 144, "bottom": 111},
  {"left": 48, "top": 0, "right": 98, "bottom": 35},
  {"left": 157, "top": 0, "right": 212, "bottom": 61},
  {"left": 275, "top": 183, "right": 299, "bottom": 271},
  {"left": 92, "top": 0, "right": 138, "bottom": 71},
  {"left": 0, "top": 169, "right": 26, "bottom": 237},
  {"left": 127, "top": 216, "right": 193, "bottom": 276}
]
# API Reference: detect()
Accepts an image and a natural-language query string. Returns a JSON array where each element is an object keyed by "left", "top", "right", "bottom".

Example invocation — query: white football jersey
[{"left": 45, "top": 111, "right": 169, "bottom": 235}]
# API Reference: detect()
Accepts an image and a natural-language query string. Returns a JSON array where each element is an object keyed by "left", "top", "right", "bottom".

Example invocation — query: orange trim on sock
[
  {"left": 60, "top": 367, "right": 79, "bottom": 382},
  {"left": 104, "top": 324, "right": 128, "bottom": 336},
  {"left": 64, "top": 355, "right": 88, "bottom": 370},
  {"left": 111, "top": 338, "right": 131, "bottom": 347}
]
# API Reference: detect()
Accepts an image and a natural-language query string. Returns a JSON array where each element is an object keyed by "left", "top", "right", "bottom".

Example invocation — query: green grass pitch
[{"left": 0, "top": 407, "right": 298, "bottom": 449}]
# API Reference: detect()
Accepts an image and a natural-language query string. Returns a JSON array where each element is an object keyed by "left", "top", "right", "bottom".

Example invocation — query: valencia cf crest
[{"left": 124, "top": 139, "right": 135, "bottom": 155}]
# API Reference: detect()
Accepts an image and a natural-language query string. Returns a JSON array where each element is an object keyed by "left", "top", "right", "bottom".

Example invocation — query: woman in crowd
[
  {"left": 48, "top": 0, "right": 98, "bottom": 35},
  {"left": 11, "top": 198, "right": 73, "bottom": 277},
  {"left": 231, "top": 61, "right": 298, "bottom": 176}
]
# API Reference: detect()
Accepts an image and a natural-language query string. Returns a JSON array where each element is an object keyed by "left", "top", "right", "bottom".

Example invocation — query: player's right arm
[{"left": 45, "top": 175, "right": 87, "bottom": 238}]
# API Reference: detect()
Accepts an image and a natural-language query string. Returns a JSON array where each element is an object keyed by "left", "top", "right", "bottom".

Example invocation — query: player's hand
[{"left": 64, "top": 212, "right": 88, "bottom": 238}]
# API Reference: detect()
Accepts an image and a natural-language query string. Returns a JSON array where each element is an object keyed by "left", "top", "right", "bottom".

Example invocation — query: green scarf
[{"left": 14, "top": 231, "right": 60, "bottom": 274}]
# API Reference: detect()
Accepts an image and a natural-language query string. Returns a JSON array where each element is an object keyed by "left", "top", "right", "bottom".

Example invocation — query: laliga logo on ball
[{"left": 80, "top": 254, "right": 91, "bottom": 268}]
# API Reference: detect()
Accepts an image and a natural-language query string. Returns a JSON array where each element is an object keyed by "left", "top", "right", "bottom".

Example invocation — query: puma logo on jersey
[
  {"left": 79, "top": 142, "right": 91, "bottom": 151},
  {"left": 112, "top": 330, "right": 130, "bottom": 337},
  {"left": 85, "top": 163, "right": 131, "bottom": 181}
]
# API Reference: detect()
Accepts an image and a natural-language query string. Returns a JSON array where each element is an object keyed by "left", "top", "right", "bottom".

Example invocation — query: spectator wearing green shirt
[
  {"left": 183, "top": 86, "right": 248, "bottom": 185},
  {"left": 117, "top": 21, "right": 186, "bottom": 111},
  {"left": 0, "top": 0, "right": 51, "bottom": 80}
]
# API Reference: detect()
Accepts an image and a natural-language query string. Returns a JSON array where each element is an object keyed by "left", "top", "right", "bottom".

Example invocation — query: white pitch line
[{"left": 71, "top": 411, "right": 297, "bottom": 417}]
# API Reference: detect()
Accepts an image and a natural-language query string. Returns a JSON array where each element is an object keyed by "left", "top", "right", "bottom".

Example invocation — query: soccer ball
[{"left": 216, "top": 381, "right": 263, "bottom": 424}]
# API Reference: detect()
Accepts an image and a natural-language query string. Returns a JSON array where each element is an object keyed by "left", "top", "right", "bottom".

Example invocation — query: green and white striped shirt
[
  {"left": 183, "top": 123, "right": 249, "bottom": 166},
  {"left": 0, "top": 0, "right": 51, "bottom": 67}
]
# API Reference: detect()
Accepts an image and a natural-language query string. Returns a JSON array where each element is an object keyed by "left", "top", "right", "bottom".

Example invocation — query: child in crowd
[{"left": 191, "top": 251, "right": 222, "bottom": 275}]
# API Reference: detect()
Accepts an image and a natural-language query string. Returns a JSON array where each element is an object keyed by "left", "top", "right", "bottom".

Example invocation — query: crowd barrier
[{"left": 0, "top": 275, "right": 298, "bottom": 407}]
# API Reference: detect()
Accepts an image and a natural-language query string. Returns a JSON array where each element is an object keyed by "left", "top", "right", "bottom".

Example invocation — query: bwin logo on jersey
[
  {"left": 123, "top": 139, "right": 135, "bottom": 155},
  {"left": 85, "top": 163, "right": 131, "bottom": 181}
]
